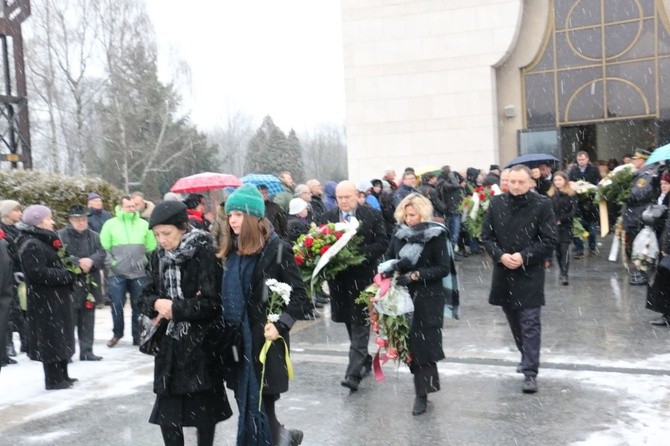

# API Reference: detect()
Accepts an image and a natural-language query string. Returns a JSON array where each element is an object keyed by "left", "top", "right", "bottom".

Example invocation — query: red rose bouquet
[
  {"left": 292, "top": 220, "right": 366, "bottom": 296},
  {"left": 460, "top": 184, "right": 502, "bottom": 238}
]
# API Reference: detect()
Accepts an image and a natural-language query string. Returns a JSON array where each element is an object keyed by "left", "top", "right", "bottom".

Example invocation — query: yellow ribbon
[{"left": 258, "top": 336, "right": 294, "bottom": 411}]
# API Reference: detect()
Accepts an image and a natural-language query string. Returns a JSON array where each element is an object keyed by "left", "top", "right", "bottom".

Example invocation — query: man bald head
[{"left": 336, "top": 180, "right": 358, "bottom": 212}]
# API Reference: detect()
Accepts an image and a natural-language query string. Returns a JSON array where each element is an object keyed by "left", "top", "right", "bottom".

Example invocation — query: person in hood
[
  {"left": 323, "top": 181, "right": 338, "bottom": 212},
  {"left": 99, "top": 196, "right": 157, "bottom": 348}
]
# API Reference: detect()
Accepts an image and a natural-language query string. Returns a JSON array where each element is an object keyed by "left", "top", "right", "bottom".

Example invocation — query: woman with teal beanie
[{"left": 219, "top": 184, "right": 309, "bottom": 446}]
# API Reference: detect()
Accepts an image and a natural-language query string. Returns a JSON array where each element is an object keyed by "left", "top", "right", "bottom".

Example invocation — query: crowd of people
[{"left": 0, "top": 150, "right": 669, "bottom": 445}]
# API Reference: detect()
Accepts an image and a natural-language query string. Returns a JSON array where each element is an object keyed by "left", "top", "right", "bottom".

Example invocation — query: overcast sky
[{"left": 144, "top": 0, "right": 346, "bottom": 132}]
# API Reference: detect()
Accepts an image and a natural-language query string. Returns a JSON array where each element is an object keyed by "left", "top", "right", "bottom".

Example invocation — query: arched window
[{"left": 523, "top": 0, "right": 670, "bottom": 128}]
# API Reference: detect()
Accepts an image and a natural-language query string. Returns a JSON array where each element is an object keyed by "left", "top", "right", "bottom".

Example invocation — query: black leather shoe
[
  {"left": 412, "top": 395, "right": 427, "bottom": 415},
  {"left": 81, "top": 354, "right": 103, "bottom": 361},
  {"left": 560, "top": 275, "right": 569, "bottom": 286},
  {"left": 650, "top": 316, "right": 670, "bottom": 326},
  {"left": 522, "top": 376, "right": 538, "bottom": 394},
  {"left": 46, "top": 380, "right": 73, "bottom": 390},
  {"left": 341, "top": 376, "right": 360, "bottom": 392},
  {"left": 65, "top": 376, "right": 78, "bottom": 383},
  {"left": 107, "top": 337, "right": 121, "bottom": 348}
]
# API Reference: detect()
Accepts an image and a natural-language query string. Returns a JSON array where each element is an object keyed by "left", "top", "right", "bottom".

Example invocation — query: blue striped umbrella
[{"left": 240, "top": 174, "right": 285, "bottom": 197}]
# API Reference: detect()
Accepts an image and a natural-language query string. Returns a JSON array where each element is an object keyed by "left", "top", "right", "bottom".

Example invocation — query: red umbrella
[{"left": 170, "top": 172, "right": 242, "bottom": 193}]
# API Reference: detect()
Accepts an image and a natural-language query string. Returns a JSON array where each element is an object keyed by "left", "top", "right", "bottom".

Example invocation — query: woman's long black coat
[
  {"left": 385, "top": 229, "right": 450, "bottom": 364},
  {"left": 224, "top": 235, "right": 310, "bottom": 396},
  {"left": 549, "top": 191, "right": 577, "bottom": 244},
  {"left": 141, "top": 232, "right": 229, "bottom": 402},
  {"left": 647, "top": 215, "right": 670, "bottom": 315},
  {"left": 17, "top": 224, "right": 75, "bottom": 364},
  {"left": 481, "top": 192, "right": 557, "bottom": 309}
]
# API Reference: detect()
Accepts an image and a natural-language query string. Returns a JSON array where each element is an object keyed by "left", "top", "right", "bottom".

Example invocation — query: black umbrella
[{"left": 504, "top": 153, "right": 559, "bottom": 169}]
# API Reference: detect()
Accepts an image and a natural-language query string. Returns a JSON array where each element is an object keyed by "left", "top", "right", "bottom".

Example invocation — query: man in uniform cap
[
  {"left": 624, "top": 149, "right": 659, "bottom": 285},
  {"left": 58, "top": 205, "right": 106, "bottom": 361}
]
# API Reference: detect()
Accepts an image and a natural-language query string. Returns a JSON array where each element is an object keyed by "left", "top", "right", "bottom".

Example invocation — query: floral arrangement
[
  {"left": 259, "top": 278, "right": 294, "bottom": 409},
  {"left": 631, "top": 227, "right": 659, "bottom": 272},
  {"left": 571, "top": 218, "right": 589, "bottom": 240},
  {"left": 460, "top": 184, "right": 502, "bottom": 238},
  {"left": 292, "top": 220, "right": 365, "bottom": 295},
  {"left": 356, "top": 280, "right": 414, "bottom": 380},
  {"left": 56, "top": 241, "right": 98, "bottom": 308},
  {"left": 595, "top": 164, "right": 636, "bottom": 209}
]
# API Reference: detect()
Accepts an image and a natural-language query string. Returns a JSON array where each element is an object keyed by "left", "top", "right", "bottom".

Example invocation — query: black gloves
[
  {"left": 395, "top": 258, "right": 414, "bottom": 273},
  {"left": 395, "top": 274, "right": 412, "bottom": 287}
]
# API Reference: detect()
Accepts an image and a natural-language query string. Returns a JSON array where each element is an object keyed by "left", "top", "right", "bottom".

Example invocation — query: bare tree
[
  {"left": 301, "top": 124, "right": 348, "bottom": 181},
  {"left": 208, "top": 111, "right": 254, "bottom": 175}
]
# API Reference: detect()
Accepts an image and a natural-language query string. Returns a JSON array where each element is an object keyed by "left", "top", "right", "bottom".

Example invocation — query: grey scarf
[
  {"left": 392, "top": 222, "right": 447, "bottom": 268},
  {"left": 161, "top": 229, "right": 204, "bottom": 340}
]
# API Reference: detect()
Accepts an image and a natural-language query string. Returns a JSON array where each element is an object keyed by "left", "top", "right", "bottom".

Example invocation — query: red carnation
[
  {"left": 335, "top": 232, "right": 343, "bottom": 240},
  {"left": 304, "top": 237, "right": 314, "bottom": 248},
  {"left": 490, "top": 190, "right": 495, "bottom": 196},
  {"left": 294, "top": 254, "right": 304, "bottom": 266},
  {"left": 475, "top": 186, "right": 484, "bottom": 192},
  {"left": 52, "top": 239, "right": 62, "bottom": 249},
  {"left": 0, "top": 229, "right": 5, "bottom": 240},
  {"left": 319, "top": 245, "right": 330, "bottom": 255},
  {"left": 478, "top": 193, "right": 486, "bottom": 201},
  {"left": 322, "top": 227, "right": 333, "bottom": 235}
]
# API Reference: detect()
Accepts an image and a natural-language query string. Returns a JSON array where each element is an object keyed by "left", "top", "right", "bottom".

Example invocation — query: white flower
[
  {"left": 268, "top": 314, "right": 279, "bottom": 323},
  {"left": 265, "top": 278, "right": 279, "bottom": 288},
  {"left": 490, "top": 184, "right": 502, "bottom": 195},
  {"left": 469, "top": 193, "right": 480, "bottom": 220}
]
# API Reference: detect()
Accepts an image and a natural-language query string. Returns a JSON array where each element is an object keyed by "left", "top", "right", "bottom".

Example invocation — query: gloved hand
[
  {"left": 395, "top": 258, "right": 414, "bottom": 273},
  {"left": 395, "top": 274, "right": 412, "bottom": 287}
]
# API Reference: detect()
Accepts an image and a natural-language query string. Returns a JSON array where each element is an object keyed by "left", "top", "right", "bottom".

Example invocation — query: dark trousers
[
  {"left": 43, "top": 360, "right": 70, "bottom": 387},
  {"left": 0, "top": 296, "right": 11, "bottom": 366},
  {"left": 555, "top": 241, "right": 570, "bottom": 276},
  {"left": 410, "top": 361, "right": 440, "bottom": 396},
  {"left": 74, "top": 308, "right": 95, "bottom": 357},
  {"left": 502, "top": 306, "right": 541, "bottom": 377},
  {"left": 344, "top": 322, "right": 371, "bottom": 380},
  {"left": 160, "top": 424, "right": 216, "bottom": 446}
]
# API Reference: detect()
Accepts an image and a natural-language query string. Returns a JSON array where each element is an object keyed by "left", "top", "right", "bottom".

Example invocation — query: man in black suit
[{"left": 320, "top": 180, "right": 388, "bottom": 391}]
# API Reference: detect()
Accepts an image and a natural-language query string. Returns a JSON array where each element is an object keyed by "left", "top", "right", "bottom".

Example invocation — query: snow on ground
[{"left": 0, "top": 306, "right": 154, "bottom": 430}]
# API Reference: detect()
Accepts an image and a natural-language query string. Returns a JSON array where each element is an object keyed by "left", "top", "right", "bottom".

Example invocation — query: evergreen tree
[
  {"left": 285, "top": 129, "right": 305, "bottom": 182},
  {"left": 245, "top": 115, "right": 290, "bottom": 175}
]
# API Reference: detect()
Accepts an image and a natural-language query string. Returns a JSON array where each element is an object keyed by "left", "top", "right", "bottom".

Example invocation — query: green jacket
[{"left": 99, "top": 207, "right": 156, "bottom": 279}]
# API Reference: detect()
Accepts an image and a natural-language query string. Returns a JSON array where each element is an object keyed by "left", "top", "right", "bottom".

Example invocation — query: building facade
[{"left": 342, "top": 0, "right": 670, "bottom": 180}]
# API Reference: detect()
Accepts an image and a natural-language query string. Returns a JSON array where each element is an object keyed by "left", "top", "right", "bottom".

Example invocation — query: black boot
[{"left": 412, "top": 395, "right": 427, "bottom": 415}]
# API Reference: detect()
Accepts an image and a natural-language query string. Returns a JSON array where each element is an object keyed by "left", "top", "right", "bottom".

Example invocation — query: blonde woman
[
  {"left": 547, "top": 172, "right": 577, "bottom": 285},
  {"left": 383, "top": 193, "right": 452, "bottom": 415}
]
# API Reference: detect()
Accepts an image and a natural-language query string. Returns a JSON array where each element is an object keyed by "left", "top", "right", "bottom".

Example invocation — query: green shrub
[{"left": 0, "top": 170, "right": 123, "bottom": 226}]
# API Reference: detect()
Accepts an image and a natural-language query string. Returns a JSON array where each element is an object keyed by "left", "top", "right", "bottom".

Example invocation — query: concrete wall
[
  {"left": 495, "top": 1, "right": 550, "bottom": 166},
  {"left": 341, "top": 0, "right": 523, "bottom": 182}
]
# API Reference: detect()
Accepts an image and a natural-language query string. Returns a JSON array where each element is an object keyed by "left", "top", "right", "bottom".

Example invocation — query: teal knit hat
[{"left": 225, "top": 183, "right": 265, "bottom": 218}]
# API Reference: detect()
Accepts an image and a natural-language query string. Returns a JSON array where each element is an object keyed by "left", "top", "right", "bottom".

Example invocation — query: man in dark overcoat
[
  {"left": 567, "top": 151, "right": 601, "bottom": 258},
  {"left": 0, "top": 232, "right": 13, "bottom": 373},
  {"left": 58, "top": 205, "right": 106, "bottom": 361},
  {"left": 320, "top": 180, "right": 388, "bottom": 391},
  {"left": 481, "top": 165, "right": 557, "bottom": 394}
]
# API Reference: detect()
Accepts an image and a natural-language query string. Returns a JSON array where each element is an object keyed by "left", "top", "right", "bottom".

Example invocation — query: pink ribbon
[
  {"left": 373, "top": 273, "right": 391, "bottom": 298},
  {"left": 373, "top": 349, "right": 390, "bottom": 382}
]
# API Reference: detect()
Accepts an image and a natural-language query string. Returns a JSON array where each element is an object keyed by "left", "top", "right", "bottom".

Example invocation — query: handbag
[{"left": 138, "top": 315, "right": 167, "bottom": 356}]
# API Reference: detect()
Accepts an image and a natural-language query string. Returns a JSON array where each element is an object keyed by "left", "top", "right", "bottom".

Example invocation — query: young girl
[
  {"left": 219, "top": 184, "right": 309, "bottom": 446},
  {"left": 547, "top": 172, "right": 577, "bottom": 285}
]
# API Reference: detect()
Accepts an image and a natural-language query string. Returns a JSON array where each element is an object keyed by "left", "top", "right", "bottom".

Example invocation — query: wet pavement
[{"left": 1, "top": 237, "right": 669, "bottom": 445}]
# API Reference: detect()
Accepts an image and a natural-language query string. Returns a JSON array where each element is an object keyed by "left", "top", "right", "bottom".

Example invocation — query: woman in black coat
[
  {"left": 219, "top": 184, "right": 309, "bottom": 446},
  {"left": 141, "top": 201, "right": 231, "bottom": 446},
  {"left": 647, "top": 171, "right": 670, "bottom": 326},
  {"left": 16, "top": 205, "right": 75, "bottom": 390},
  {"left": 547, "top": 171, "right": 577, "bottom": 285},
  {"left": 383, "top": 193, "right": 451, "bottom": 416}
]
